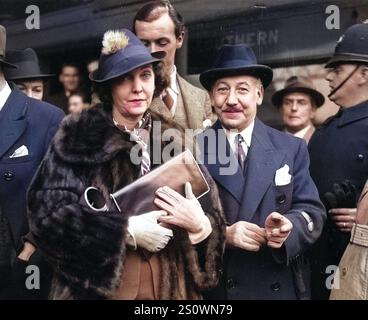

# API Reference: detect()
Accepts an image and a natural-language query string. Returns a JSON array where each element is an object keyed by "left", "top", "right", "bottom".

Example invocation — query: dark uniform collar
[{"left": 338, "top": 100, "right": 368, "bottom": 127}]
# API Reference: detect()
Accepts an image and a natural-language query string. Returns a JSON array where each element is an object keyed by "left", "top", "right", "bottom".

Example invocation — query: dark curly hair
[{"left": 93, "top": 61, "right": 169, "bottom": 106}]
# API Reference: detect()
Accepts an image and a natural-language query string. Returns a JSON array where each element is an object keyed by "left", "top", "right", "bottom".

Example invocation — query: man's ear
[
  {"left": 210, "top": 90, "right": 215, "bottom": 106},
  {"left": 176, "top": 30, "right": 185, "bottom": 49},
  {"left": 256, "top": 85, "right": 264, "bottom": 106},
  {"left": 360, "top": 65, "right": 368, "bottom": 84},
  {"left": 310, "top": 105, "right": 317, "bottom": 120}
]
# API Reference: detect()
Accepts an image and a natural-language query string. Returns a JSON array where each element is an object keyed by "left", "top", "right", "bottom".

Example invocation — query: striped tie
[
  {"left": 163, "top": 89, "right": 174, "bottom": 110},
  {"left": 235, "top": 134, "right": 247, "bottom": 170}
]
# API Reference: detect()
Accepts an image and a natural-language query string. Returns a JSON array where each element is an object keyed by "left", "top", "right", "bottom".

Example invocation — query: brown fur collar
[{"left": 53, "top": 103, "right": 184, "bottom": 165}]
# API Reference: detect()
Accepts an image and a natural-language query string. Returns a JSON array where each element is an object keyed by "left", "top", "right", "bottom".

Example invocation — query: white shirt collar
[
  {"left": 222, "top": 120, "right": 255, "bottom": 153},
  {"left": 0, "top": 82, "right": 11, "bottom": 112},
  {"left": 169, "top": 65, "right": 179, "bottom": 94},
  {"left": 285, "top": 125, "right": 311, "bottom": 139}
]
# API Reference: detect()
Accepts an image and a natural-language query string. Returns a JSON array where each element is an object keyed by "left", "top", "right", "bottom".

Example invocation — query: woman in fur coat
[{"left": 27, "top": 29, "right": 225, "bottom": 300}]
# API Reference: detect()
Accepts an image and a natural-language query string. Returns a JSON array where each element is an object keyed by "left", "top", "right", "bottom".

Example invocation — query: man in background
[
  {"left": 48, "top": 62, "right": 82, "bottom": 114},
  {"left": 133, "top": 0, "right": 215, "bottom": 130},
  {"left": 272, "top": 75, "right": 325, "bottom": 144}
]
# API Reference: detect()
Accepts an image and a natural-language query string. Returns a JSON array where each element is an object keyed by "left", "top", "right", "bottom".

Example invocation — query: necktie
[
  {"left": 163, "top": 89, "right": 174, "bottom": 110},
  {"left": 235, "top": 134, "right": 247, "bottom": 170},
  {"left": 114, "top": 113, "right": 152, "bottom": 176}
]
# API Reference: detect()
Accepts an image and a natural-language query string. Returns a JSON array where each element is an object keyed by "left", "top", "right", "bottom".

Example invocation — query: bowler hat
[
  {"left": 199, "top": 44, "right": 273, "bottom": 91},
  {"left": 326, "top": 23, "right": 368, "bottom": 68},
  {"left": 0, "top": 24, "right": 16, "bottom": 68},
  {"left": 90, "top": 28, "right": 165, "bottom": 83},
  {"left": 272, "top": 76, "right": 325, "bottom": 108},
  {"left": 4, "top": 48, "right": 54, "bottom": 80}
]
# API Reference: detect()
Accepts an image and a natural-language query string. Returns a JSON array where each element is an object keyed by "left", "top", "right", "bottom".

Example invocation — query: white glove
[
  {"left": 155, "top": 182, "right": 212, "bottom": 244},
  {"left": 127, "top": 210, "right": 173, "bottom": 253}
]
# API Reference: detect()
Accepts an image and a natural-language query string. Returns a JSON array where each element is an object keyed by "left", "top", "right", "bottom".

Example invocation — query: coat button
[
  {"left": 4, "top": 171, "right": 13, "bottom": 181},
  {"left": 270, "top": 282, "right": 281, "bottom": 291},
  {"left": 357, "top": 154, "right": 364, "bottom": 161},
  {"left": 342, "top": 267, "right": 347, "bottom": 277},
  {"left": 227, "top": 278, "right": 235, "bottom": 289},
  {"left": 277, "top": 195, "right": 286, "bottom": 204}
]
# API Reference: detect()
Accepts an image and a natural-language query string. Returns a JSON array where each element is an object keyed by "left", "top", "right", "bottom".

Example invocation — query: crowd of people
[{"left": 0, "top": 0, "right": 367, "bottom": 300}]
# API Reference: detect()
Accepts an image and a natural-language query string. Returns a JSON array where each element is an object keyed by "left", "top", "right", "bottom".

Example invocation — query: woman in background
[{"left": 68, "top": 90, "right": 91, "bottom": 114}]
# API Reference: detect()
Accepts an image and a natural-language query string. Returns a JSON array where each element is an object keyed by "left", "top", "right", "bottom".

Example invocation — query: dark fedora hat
[
  {"left": 0, "top": 24, "right": 16, "bottom": 68},
  {"left": 272, "top": 75, "right": 325, "bottom": 108},
  {"left": 326, "top": 22, "right": 368, "bottom": 68},
  {"left": 90, "top": 28, "right": 165, "bottom": 83},
  {"left": 4, "top": 48, "right": 54, "bottom": 80},
  {"left": 199, "top": 44, "right": 273, "bottom": 91}
]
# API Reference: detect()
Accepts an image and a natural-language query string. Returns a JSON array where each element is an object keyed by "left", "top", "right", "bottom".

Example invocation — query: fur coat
[{"left": 27, "top": 104, "right": 225, "bottom": 300}]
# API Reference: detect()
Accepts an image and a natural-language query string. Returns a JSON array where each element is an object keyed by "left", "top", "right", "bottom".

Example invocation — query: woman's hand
[
  {"left": 154, "top": 182, "right": 212, "bottom": 244},
  {"left": 127, "top": 210, "right": 173, "bottom": 252}
]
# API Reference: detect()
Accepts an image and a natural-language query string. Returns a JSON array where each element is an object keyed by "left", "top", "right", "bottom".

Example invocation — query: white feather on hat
[{"left": 101, "top": 30, "right": 129, "bottom": 55}]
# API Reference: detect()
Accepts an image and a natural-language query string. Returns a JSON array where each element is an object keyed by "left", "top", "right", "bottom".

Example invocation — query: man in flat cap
[
  {"left": 309, "top": 22, "right": 368, "bottom": 300},
  {"left": 196, "top": 44, "right": 325, "bottom": 299},
  {"left": 0, "top": 25, "right": 64, "bottom": 299},
  {"left": 272, "top": 76, "right": 325, "bottom": 144}
]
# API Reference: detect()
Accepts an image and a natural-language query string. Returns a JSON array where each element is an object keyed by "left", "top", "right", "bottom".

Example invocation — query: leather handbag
[{"left": 82, "top": 149, "right": 210, "bottom": 215}]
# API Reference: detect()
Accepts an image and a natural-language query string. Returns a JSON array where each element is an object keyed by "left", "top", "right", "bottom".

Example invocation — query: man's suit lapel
[
  {"left": 149, "top": 97, "right": 172, "bottom": 120},
  {"left": 202, "top": 120, "right": 245, "bottom": 205},
  {"left": 238, "top": 119, "right": 285, "bottom": 222},
  {"left": 177, "top": 75, "right": 202, "bottom": 130},
  {"left": 0, "top": 89, "right": 28, "bottom": 159}
]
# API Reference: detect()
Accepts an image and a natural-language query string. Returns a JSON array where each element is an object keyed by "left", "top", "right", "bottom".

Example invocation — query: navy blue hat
[
  {"left": 326, "top": 23, "right": 368, "bottom": 68},
  {"left": 200, "top": 44, "right": 273, "bottom": 91},
  {"left": 90, "top": 28, "right": 165, "bottom": 83},
  {"left": 4, "top": 48, "right": 54, "bottom": 80}
]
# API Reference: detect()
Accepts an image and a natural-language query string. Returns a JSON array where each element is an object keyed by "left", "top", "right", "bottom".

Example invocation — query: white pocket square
[
  {"left": 9, "top": 145, "right": 29, "bottom": 158},
  {"left": 275, "top": 164, "right": 292, "bottom": 186},
  {"left": 202, "top": 119, "right": 212, "bottom": 129}
]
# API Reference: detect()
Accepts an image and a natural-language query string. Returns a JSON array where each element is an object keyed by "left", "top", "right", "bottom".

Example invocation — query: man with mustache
[
  {"left": 308, "top": 22, "right": 368, "bottom": 300},
  {"left": 196, "top": 44, "right": 325, "bottom": 299}
]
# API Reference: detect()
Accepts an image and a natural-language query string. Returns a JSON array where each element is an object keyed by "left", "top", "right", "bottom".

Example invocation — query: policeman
[{"left": 309, "top": 22, "right": 368, "bottom": 300}]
